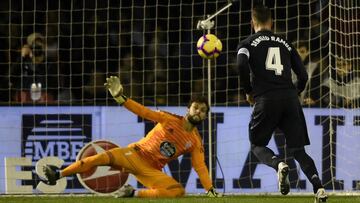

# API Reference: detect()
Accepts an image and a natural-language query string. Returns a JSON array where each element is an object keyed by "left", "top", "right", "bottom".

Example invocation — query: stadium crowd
[{"left": 0, "top": 0, "right": 358, "bottom": 107}]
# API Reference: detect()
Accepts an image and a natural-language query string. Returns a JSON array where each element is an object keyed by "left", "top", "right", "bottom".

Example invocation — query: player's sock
[
  {"left": 251, "top": 145, "right": 281, "bottom": 170},
  {"left": 310, "top": 175, "right": 324, "bottom": 194},
  {"left": 292, "top": 148, "right": 324, "bottom": 193},
  {"left": 61, "top": 152, "right": 110, "bottom": 177}
]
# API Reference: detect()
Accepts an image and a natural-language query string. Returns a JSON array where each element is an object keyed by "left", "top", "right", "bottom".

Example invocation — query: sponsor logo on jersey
[{"left": 160, "top": 141, "right": 176, "bottom": 157}]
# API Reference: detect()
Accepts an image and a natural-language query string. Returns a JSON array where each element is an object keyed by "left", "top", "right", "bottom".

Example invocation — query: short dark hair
[
  {"left": 187, "top": 95, "right": 210, "bottom": 113},
  {"left": 252, "top": 5, "right": 272, "bottom": 24}
]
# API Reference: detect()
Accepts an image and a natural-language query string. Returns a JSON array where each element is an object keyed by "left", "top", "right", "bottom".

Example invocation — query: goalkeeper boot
[
  {"left": 43, "top": 165, "right": 60, "bottom": 185},
  {"left": 277, "top": 162, "right": 290, "bottom": 195},
  {"left": 314, "top": 188, "right": 328, "bottom": 203},
  {"left": 114, "top": 184, "right": 135, "bottom": 198}
]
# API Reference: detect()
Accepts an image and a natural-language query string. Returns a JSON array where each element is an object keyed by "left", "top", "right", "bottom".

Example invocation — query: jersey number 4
[{"left": 265, "top": 47, "right": 283, "bottom": 75}]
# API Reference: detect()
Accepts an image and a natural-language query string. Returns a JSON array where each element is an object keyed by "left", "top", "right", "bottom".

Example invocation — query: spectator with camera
[{"left": 10, "top": 32, "right": 58, "bottom": 103}]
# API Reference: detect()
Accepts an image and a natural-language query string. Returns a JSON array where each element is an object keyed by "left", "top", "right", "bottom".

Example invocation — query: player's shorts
[
  {"left": 249, "top": 91, "right": 310, "bottom": 148},
  {"left": 106, "top": 147, "right": 183, "bottom": 190}
]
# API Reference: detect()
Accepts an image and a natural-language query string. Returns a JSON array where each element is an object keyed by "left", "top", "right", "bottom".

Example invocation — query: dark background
[{"left": 0, "top": 0, "right": 347, "bottom": 106}]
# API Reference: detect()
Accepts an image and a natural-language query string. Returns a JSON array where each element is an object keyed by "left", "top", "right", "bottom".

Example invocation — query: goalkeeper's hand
[
  {"left": 206, "top": 187, "right": 222, "bottom": 197},
  {"left": 104, "top": 76, "right": 127, "bottom": 105}
]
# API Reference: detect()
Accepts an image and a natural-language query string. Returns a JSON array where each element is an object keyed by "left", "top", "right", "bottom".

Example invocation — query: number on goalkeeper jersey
[{"left": 265, "top": 47, "right": 283, "bottom": 75}]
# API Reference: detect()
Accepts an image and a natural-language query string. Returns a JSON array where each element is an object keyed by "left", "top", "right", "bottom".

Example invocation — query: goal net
[{"left": 0, "top": 0, "right": 359, "bottom": 195}]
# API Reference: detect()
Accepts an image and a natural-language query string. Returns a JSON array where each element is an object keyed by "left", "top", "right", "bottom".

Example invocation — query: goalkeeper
[{"left": 43, "top": 76, "right": 221, "bottom": 198}]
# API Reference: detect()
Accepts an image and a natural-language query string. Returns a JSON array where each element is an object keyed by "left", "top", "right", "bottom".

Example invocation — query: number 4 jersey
[{"left": 237, "top": 30, "right": 308, "bottom": 98}]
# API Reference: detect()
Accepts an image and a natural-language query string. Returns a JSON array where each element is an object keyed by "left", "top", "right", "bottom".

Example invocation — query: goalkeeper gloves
[
  {"left": 104, "top": 76, "right": 127, "bottom": 105},
  {"left": 206, "top": 187, "right": 222, "bottom": 197}
]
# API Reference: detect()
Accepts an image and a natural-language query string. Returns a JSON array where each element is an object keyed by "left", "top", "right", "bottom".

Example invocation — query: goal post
[{"left": 196, "top": 0, "right": 234, "bottom": 182}]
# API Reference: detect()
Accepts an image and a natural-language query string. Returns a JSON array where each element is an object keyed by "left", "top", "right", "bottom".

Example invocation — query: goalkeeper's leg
[
  {"left": 43, "top": 152, "right": 113, "bottom": 184},
  {"left": 110, "top": 148, "right": 185, "bottom": 198},
  {"left": 44, "top": 147, "right": 137, "bottom": 184},
  {"left": 135, "top": 172, "right": 185, "bottom": 198}
]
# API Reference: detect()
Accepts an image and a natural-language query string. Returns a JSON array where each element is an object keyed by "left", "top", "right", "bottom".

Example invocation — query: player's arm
[
  {"left": 290, "top": 47, "right": 308, "bottom": 94},
  {"left": 237, "top": 45, "right": 254, "bottom": 104},
  {"left": 105, "top": 76, "right": 165, "bottom": 123},
  {"left": 191, "top": 133, "right": 221, "bottom": 197}
]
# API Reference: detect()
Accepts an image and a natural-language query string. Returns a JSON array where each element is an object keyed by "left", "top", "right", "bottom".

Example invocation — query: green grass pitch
[{"left": 1, "top": 195, "right": 360, "bottom": 203}]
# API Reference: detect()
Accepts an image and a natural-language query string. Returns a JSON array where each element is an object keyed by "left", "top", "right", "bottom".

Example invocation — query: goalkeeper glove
[
  {"left": 104, "top": 76, "right": 127, "bottom": 105},
  {"left": 206, "top": 187, "right": 222, "bottom": 197}
]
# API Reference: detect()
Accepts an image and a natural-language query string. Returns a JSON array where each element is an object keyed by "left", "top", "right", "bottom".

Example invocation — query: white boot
[
  {"left": 314, "top": 188, "right": 327, "bottom": 203},
  {"left": 277, "top": 162, "right": 290, "bottom": 195}
]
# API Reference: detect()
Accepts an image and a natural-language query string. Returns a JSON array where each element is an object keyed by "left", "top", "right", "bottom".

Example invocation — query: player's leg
[
  {"left": 43, "top": 151, "right": 112, "bottom": 184},
  {"left": 134, "top": 171, "right": 185, "bottom": 198},
  {"left": 249, "top": 99, "right": 283, "bottom": 170},
  {"left": 251, "top": 144, "right": 290, "bottom": 195},
  {"left": 249, "top": 99, "right": 290, "bottom": 195},
  {"left": 251, "top": 144, "right": 281, "bottom": 170},
  {"left": 279, "top": 97, "right": 324, "bottom": 192},
  {"left": 279, "top": 97, "right": 311, "bottom": 148},
  {"left": 279, "top": 98, "right": 327, "bottom": 202},
  {"left": 289, "top": 147, "right": 327, "bottom": 202},
  {"left": 44, "top": 147, "right": 137, "bottom": 185},
  {"left": 62, "top": 147, "right": 137, "bottom": 176},
  {"left": 111, "top": 149, "right": 184, "bottom": 198},
  {"left": 289, "top": 148, "right": 324, "bottom": 192}
]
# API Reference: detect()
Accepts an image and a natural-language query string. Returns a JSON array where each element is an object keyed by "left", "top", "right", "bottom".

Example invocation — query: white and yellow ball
[{"left": 196, "top": 34, "right": 222, "bottom": 59}]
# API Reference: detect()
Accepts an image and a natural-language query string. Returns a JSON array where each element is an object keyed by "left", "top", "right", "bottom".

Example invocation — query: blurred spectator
[
  {"left": 306, "top": 56, "right": 360, "bottom": 108},
  {"left": 292, "top": 40, "right": 321, "bottom": 105},
  {"left": 302, "top": 58, "right": 329, "bottom": 107},
  {"left": 143, "top": 58, "right": 168, "bottom": 105},
  {"left": 324, "top": 57, "right": 360, "bottom": 108},
  {"left": 227, "top": 57, "right": 247, "bottom": 105},
  {"left": 83, "top": 67, "right": 108, "bottom": 104},
  {"left": 119, "top": 53, "right": 143, "bottom": 101},
  {"left": 10, "top": 33, "right": 59, "bottom": 103}
]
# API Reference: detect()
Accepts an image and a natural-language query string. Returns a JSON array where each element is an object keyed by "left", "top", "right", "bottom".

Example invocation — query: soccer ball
[{"left": 197, "top": 34, "right": 222, "bottom": 59}]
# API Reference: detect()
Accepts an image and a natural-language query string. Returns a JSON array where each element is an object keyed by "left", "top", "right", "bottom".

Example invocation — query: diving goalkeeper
[{"left": 43, "top": 76, "right": 221, "bottom": 198}]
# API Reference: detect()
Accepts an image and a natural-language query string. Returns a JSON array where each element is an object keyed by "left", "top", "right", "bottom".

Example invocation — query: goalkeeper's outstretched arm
[
  {"left": 104, "top": 76, "right": 165, "bottom": 123},
  {"left": 104, "top": 76, "right": 127, "bottom": 104}
]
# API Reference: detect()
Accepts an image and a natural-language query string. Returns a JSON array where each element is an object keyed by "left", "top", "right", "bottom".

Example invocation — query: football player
[
  {"left": 237, "top": 5, "right": 327, "bottom": 203},
  {"left": 43, "top": 76, "right": 221, "bottom": 198}
]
